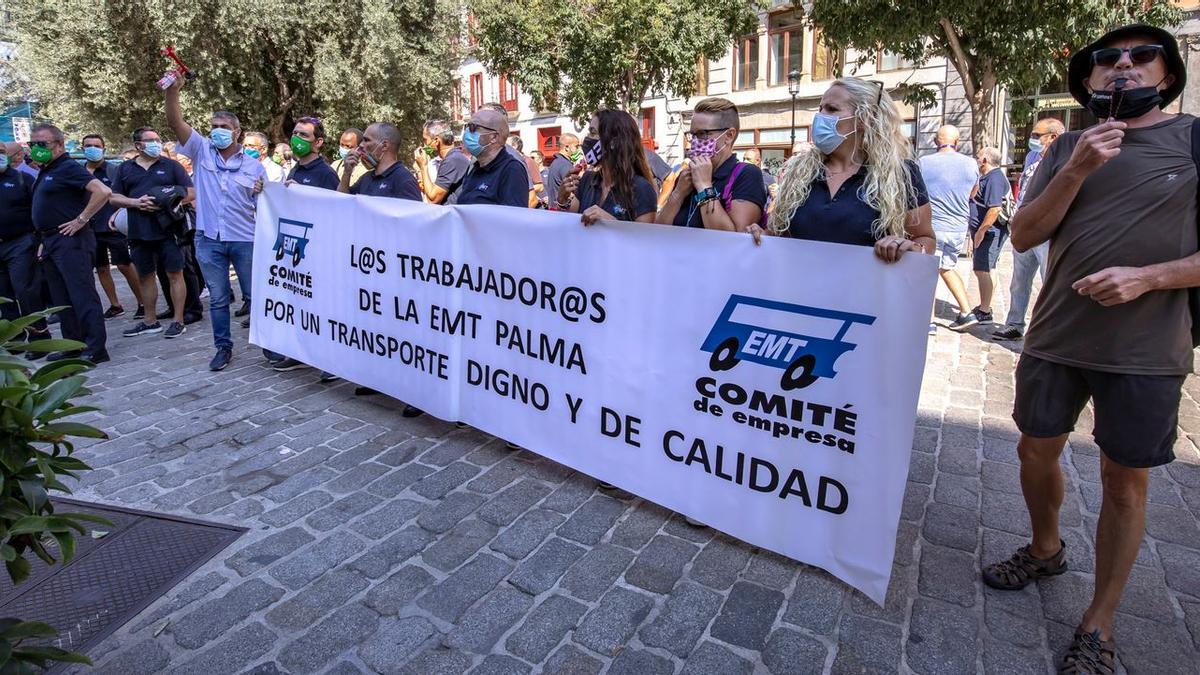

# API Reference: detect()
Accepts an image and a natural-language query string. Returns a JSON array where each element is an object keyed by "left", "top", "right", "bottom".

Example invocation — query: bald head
[
  {"left": 743, "top": 148, "right": 761, "bottom": 166},
  {"left": 935, "top": 125, "right": 961, "bottom": 148}
]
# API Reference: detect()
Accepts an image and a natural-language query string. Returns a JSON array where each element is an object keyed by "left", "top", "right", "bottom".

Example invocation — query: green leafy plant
[{"left": 0, "top": 306, "right": 111, "bottom": 673}]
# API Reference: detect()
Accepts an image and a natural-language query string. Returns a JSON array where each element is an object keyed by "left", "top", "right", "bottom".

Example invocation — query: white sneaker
[{"left": 200, "top": 288, "right": 210, "bottom": 299}]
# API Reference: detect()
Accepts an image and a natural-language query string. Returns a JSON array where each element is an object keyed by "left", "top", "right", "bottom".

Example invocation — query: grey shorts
[{"left": 934, "top": 232, "right": 965, "bottom": 271}]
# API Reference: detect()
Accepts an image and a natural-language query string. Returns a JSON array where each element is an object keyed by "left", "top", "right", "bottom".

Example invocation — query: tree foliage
[
  {"left": 469, "top": 0, "right": 762, "bottom": 120},
  {"left": 11, "top": 0, "right": 460, "bottom": 144},
  {"left": 810, "top": 0, "right": 1184, "bottom": 147}
]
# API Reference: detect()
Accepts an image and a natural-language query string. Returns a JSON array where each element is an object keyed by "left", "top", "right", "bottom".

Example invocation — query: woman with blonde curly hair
[{"left": 763, "top": 77, "right": 934, "bottom": 263}]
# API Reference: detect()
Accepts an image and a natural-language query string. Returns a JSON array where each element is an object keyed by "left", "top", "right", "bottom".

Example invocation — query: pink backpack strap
[{"left": 722, "top": 162, "right": 745, "bottom": 212}]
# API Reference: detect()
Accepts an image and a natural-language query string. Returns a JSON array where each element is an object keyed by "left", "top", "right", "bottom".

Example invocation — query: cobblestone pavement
[{"left": 60, "top": 252, "right": 1200, "bottom": 675}]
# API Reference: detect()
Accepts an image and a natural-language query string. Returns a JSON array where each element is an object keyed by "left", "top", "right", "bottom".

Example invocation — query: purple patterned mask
[{"left": 689, "top": 137, "right": 719, "bottom": 159}]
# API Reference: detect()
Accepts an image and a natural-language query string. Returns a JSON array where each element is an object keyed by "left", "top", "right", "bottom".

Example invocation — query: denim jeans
[
  {"left": 195, "top": 235, "right": 254, "bottom": 351},
  {"left": 1004, "top": 240, "right": 1049, "bottom": 329}
]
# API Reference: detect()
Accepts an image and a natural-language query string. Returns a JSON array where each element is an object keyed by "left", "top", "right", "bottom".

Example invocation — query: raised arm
[{"left": 164, "top": 76, "right": 194, "bottom": 147}]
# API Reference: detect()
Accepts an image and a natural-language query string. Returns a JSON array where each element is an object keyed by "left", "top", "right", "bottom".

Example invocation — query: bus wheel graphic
[
  {"left": 709, "top": 337, "right": 741, "bottom": 372},
  {"left": 292, "top": 249, "right": 303, "bottom": 266},
  {"left": 275, "top": 247, "right": 285, "bottom": 261},
  {"left": 781, "top": 354, "right": 819, "bottom": 390}
]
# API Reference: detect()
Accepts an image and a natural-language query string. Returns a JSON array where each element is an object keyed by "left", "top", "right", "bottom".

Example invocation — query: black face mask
[
  {"left": 1086, "top": 77, "right": 1166, "bottom": 120},
  {"left": 581, "top": 137, "right": 600, "bottom": 159}
]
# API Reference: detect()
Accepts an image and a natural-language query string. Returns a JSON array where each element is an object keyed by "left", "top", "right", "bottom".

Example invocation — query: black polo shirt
[
  {"left": 0, "top": 167, "right": 34, "bottom": 240},
  {"left": 112, "top": 157, "right": 192, "bottom": 241},
  {"left": 31, "top": 153, "right": 97, "bottom": 232},
  {"left": 351, "top": 162, "right": 421, "bottom": 201},
  {"left": 288, "top": 157, "right": 340, "bottom": 191},
  {"left": 577, "top": 172, "right": 658, "bottom": 221},
  {"left": 89, "top": 163, "right": 119, "bottom": 234},
  {"left": 435, "top": 149, "right": 472, "bottom": 199},
  {"left": 672, "top": 157, "right": 767, "bottom": 228},
  {"left": 452, "top": 150, "right": 529, "bottom": 207},
  {"left": 544, "top": 153, "right": 575, "bottom": 204},
  {"left": 786, "top": 159, "right": 929, "bottom": 247}
]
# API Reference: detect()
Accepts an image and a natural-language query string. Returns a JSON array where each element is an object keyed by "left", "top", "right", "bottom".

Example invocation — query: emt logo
[
  {"left": 272, "top": 218, "right": 314, "bottom": 267},
  {"left": 700, "top": 295, "right": 875, "bottom": 390}
]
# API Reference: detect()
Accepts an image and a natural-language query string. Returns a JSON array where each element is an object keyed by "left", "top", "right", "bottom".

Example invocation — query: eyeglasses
[
  {"left": 28, "top": 141, "right": 50, "bottom": 148},
  {"left": 685, "top": 128, "right": 729, "bottom": 141},
  {"left": 466, "top": 122, "right": 497, "bottom": 133},
  {"left": 1092, "top": 44, "right": 1164, "bottom": 67}
]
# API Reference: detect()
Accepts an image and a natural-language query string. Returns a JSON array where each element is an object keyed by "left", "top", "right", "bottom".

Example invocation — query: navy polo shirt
[
  {"left": 89, "top": 164, "right": 118, "bottom": 234},
  {"left": 351, "top": 162, "right": 422, "bottom": 201},
  {"left": 544, "top": 153, "right": 575, "bottom": 204},
  {"left": 453, "top": 150, "right": 529, "bottom": 207},
  {"left": 112, "top": 157, "right": 191, "bottom": 240},
  {"left": 435, "top": 149, "right": 472, "bottom": 200},
  {"left": 970, "top": 167, "right": 1009, "bottom": 231},
  {"left": 786, "top": 159, "right": 929, "bottom": 247},
  {"left": 577, "top": 172, "right": 658, "bottom": 221},
  {"left": 672, "top": 157, "right": 767, "bottom": 228},
  {"left": 31, "top": 153, "right": 97, "bottom": 232},
  {"left": 288, "top": 157, "right": 340, "bottom": 191},
  {"left": 0, "top": 167, "right": 34, "bottom": 240}
]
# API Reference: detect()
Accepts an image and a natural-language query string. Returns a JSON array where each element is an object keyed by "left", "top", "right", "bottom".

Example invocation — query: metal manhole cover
[{"left": 0, "top": 498, "right": 245, "bottom": 665}]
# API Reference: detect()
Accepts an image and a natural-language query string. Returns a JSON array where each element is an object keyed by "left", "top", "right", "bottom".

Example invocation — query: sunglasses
[
  {"left": 29, "top": 140, "right": 50, "bottom": 148},
  {"left": 685, "top": 128, "right": 729, "bottom": 141},
  {"left": 297, "top": 116, "right": 322, "bottom": 126},
  {"left": 1092, "top": 44, "right": 1164, "bottom": 68},
  {"left": 466, "top": 122, "right": 497, "bottom": 133}
]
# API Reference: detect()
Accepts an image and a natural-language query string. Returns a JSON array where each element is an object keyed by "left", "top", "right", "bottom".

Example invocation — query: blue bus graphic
[
  {"left": 273, "top": 218, "right": 314, "bottom": 267},
  {"left": 700, "top": 295, "right": 876, "bottom": 390}
]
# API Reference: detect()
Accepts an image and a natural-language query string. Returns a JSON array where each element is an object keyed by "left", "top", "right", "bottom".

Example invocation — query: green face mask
[
  {"left": 290, "top": 135, "right": 313, "bottom": 158},
  {"left": 272, "top": 154, "right": 284, "bottom": 165},
  {"left": 567, "top": 148, "right": 582, "bottom": 162},
  {"left": 423, "top": 145, "right": 436, "bottom": 157},
  {"left": 29, "top": 144, "right": 52, "bottom": 164}
]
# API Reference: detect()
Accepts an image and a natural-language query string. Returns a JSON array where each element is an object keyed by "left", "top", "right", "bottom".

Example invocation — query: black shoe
[
  {"left": 505, "top": 442, "right": 522, "bottom": 451},
  {"left": 132, "top": 305, "right": 145, "bottom": 320},
  {"left": 401, "top": 404, "right": 424, "bottom": 418},
  {"left": 164, "top": 322, "right": 186, "bottom": 339},
  {"left": 271, "top": 358, "right": 307, "bottom": 372},
  {"left": 184, "top": 312, "right": 203, "bottom": 325},
  {"left": 975, "top": 307, "right": 994, "bottom": 323},
  {"left": 240, "top": 317, "right": 250, "bottom": 329},
  {"left": 46, "top": 350, "right": 82, "bottom": 362},
  {"left": 156, "top": 309, "right": 173, "bottom": 321},
  {"left": 102, "top": 305, "right": 125, "bottom": 319},
  {"left": 123, "top": 322, "right": 163, "bottom": 337},
  {"left": 209, "top": 348, "right": 232, "bottom": 371},
  {"left": 992, "top": 326, "right": 1024, "bottom": 341},
  {"left": 82, "top": 351, "right": 110, "bottom": 365},
  {"left": 354, "top": 386, "right": 380, "bottom": 396},
  {"left": 948, "top": 310, "right": 980, "bottom": 332},
  {"left": 318, "top": 371, "right": 341, "bottom": 383},
  {"left": 234, "top": 301, "right": 250, "bottom": 317}
]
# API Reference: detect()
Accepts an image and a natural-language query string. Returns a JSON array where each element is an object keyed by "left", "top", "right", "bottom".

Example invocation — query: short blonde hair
[{"left": 693, "top": 97, "right": 740, "bottom": 133}]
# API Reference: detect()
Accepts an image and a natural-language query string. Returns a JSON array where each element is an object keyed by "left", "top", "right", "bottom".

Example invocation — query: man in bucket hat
[{"left": 983, "top": 23, "right": 1193, "bottom": 674}]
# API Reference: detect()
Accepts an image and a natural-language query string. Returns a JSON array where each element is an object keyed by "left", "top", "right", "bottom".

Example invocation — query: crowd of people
[{"left": 0, "top": 21, "right": 1195, "bottom": 674}]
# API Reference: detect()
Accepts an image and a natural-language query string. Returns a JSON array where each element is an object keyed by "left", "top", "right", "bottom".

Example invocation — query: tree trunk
[{"left": 969, "top": 81, "right": 996, "bottom": 152}]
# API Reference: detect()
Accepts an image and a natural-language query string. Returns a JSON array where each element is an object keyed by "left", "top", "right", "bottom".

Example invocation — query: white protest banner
[{"left": 252, "top": 183, "right": 937, "bottom": 603}]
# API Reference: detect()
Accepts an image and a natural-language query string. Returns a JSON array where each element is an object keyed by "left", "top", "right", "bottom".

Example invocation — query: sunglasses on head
[
  {"left": 1092, "top": 44, "right": 1164, "bottom": 68},
  {"left": 297, "top": 116, "right": 322, "bottom": 126},
  {"left": 466, "top": 122, "right": 497, "bottom": 133}
]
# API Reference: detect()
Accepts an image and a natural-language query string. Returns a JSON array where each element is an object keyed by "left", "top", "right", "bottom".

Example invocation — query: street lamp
[{"left": 787, "top": 69, "right": 801, "bottom": 147}]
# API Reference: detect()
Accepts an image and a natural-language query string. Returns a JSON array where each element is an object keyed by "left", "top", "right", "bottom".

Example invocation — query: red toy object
[{"left": 157, "top": 46, "right": 197, "bottom": 89}]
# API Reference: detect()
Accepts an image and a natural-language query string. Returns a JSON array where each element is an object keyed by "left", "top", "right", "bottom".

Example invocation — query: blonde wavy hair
[{"left": 769, "top": 77, "right": 915, "bottom": 239}]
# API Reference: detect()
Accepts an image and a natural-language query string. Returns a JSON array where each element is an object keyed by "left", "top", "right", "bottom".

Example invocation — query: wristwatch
[{"left": 692, "top": 187, "right": 718, "bottom": 205}]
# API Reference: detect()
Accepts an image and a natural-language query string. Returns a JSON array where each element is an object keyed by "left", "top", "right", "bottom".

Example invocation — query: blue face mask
[
  {"left": 463, "top": 129, "right": 486, "bottom": 157},
  {"left": 245, "top": 147, "right": 261, "bottom": 159},
  {"left": 812, "top": 112, "right": 855, "bottom": 155},
  {"left": 1027, "top": 137, "right": 1043, "bottom": 153},
  {"left": 83, "top": 147, "right": 104, "bottom": 162},
  {"left": 142, "top": 141, "right": 162, "bottom": 158},
  {"left": 0, "top": 155, "right": 8, "bottom": 172},
  {"left": 338, "top": 147, "right": 351, "bottom": 159},
  {"left": 210, "top": 128, "right": 234, "bottom": 150}
]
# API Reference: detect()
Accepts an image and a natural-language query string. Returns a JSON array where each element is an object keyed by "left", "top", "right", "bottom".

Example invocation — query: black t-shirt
[
  {"left": 452, "top": 151, "right": 529, "bottom": 208},
  {"left": 0, "top": 168, "right": 34, "bottom": 240},
  {"left": 435, "top": 149, "right": 472, "bottom": 203},
  {"left": 288, "top": 157, "right": 340, "bottom": 191},
  {"left": 112, "top": 157, "right": 192, "bottom": 241},
  {"left": 970, "top": 167, "right": 1009, "bottom": 230},
  {"left": 544, "top": 153, "right": 576, "bottom": 204},
  {"left": 672, "top": 157, "right": 768, "bottom": 228},
  {"left": 89, "top": 164, "right": 118, "bottom": 234},
  {"left": 31, "top": 154, "right": 96, "bottom": 232},
  {"left": 786, "top": 159, "right": 928, "bottom": 247},
  {"left": 576, "top": 172, "right": 658, "bottom": 221},
  {"left": 351, "top": 162, "right": 422, "bottom": 201}
]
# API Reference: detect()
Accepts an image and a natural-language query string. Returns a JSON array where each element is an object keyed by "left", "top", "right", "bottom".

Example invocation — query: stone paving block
[
  {"left": 306, "top": 492, "right": 380, "bottom": 531},
  {"left": 762, "top": 627, "right": 828, "bottom": 675},
  {"left": 170, "top": 578, "right": 285, "bottom": 649},
  {"left": 902, "top": 481, "right": 929, "bottom": 522},
  {"left": 983, "top": 586, "right": 1046, "bottom": 649},
  {"left": 1113, "top": 611, "right": 1199, "bottom": 674},
  {"left": 744, "top": 549, "right": 800, "bottom": 590},
  {"left": 377, "top": 438, "right": 432, "bottom": 466},
  {"left": 261, "top": 465, "right": 339, "bottom": 503},
  {"left": 423, "top": 518, "right": 500, "bottom": 572},
  {"left": 933, "top": 472, "right": 981, "bottom": 510},
  {"left": 689, "top": 534, "right": 751, "bottom": 590},
  {"left": 782, "top": 566, "right": 845, "bottom": 635},
  {"left": 265, "top": 568, "right": 370, "bottom": 630},
  {"left": 398, "top": 646, "right": 474, "bottom": 675},
  {"left": 983, "top": 638, "right": 1050, "bottom": 675},
  {"left": 226, "top": 528, "right": 316, "bottom": 576},
  {"left": 574, "top": 586, "right": 654, "bottom": 656},
  {"left": 444, "top": 585, "right": 534, "bottom": 652},
  {"left": 830, "top": 613, "right": 901, "bottom": 675},
  {"left": 417, "top": 491, "right": 487, "bottom": 534},
  {"left": 420, "top": 429, "right": 491, "bottom": 466},
  {"left": 1161, "top": 542, "right": 1200, "bottom": 597},
  {"left": 278, "top": 602, "right": 380, "bottom": 673},
  {"left": 608, "top": 648, "right": 673, "bottom": 675},
  {"left": 922, "top": 502, "right": 978, "bottom": 552},
  {"left": 368, "top": 462, "right": 436, "bottom": 498},
  {"left": 662, "top": 513, "right": 715, "bottom": 544},
  {"left": 358, "top": 616, "right": 437, "bottom": 674},
  {"left": 908, "top": 449, "right": 935, "bottom": 485},
  {"left": 624, "top": 534, "right": 698, "bottom": 594},
  {"left": 325, "top": 462, "right": 391, "bottom": 494},
  {"left": 412, "top": 461, "right": 482, "bottom": 500},
  {"left": 418, "top": 553, "right": 514, "bottom": 622},
  {"left": 490, "top": 508, "right": 565, "bottom": 560},
  {"left": 472, "top": 655, "right": 532, "bottom": 675},
  {"left": 1146, "top": 503, "right": 1200, "bottom": 547},
  {"left": 518, "top": 456, "right": 574, "bottom": 484},
  {"left": 258, "top": 491, "right": 334, "bottom": 528},
  {"left": 477, "top": 479, "right": 552, "bottom": 526},
  {"left": 94, "top": 639, "right": 170, "bottom": 675},
  {"left": 542, "top": 644, "right": 602, "bottom": 675},
  {"left": 680, "top": 641, "right": 754, "bottom": 675},
  {"left": 918, "top": 544, "right": 977, "bottom": 608},
  {"left": 1039, "top": 572, "right": 1093, "bottom": 626},
  {"left": 364, "top": 565, "right": 436, "bottom": 616},
  {"left": 1117, "top": 565, "right": 1176, "bottom": 621},
  {"left": 132, "top": 571, "right": 229, "bottom": 633},
  {"left": 561, "top": 543, "right": 636, "bottom": 602},
  {"left": 269, "top": 532, "right": 367, "bottom": 590},
  {"left": 509, "top": 537, "right": 588, "bottom": 595},
  {"left": 981, "top": 488, "right": 1033, "bottom": 537},
  {"left": 608, "top": 501, "right": 671, "bottom": 550},
  {"left": 464, "top": 457, "right": 528, "bottom": 493},
  {"left": 709, "top": 580, "right": 785, "bottom": 651},
  {"left": 1182, "top": 600, "right": 1200, "bottom": 651},
  {"left": 506, "top": 594, "right": 588, "bottom": 663},
  {"left": 556, "top": 494, "right": 627, "bottom": 545},
  {"left": 350, "top": 499, "right": 424, "bottom": 539},
  {"left": 540, "top": 474, "right": 596, "bottom": 513},
  {"left": 351, "top": 525, "right": 435, "bottom": 579},
  {"left": 639, "top": 581, "right": 721, "bottom": 658},
  {"left": 171, "top": 621, "right": 278, "bottom": 675},
  {"left": 907, "top": 597, "right": 978, "bottom": 675}
]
